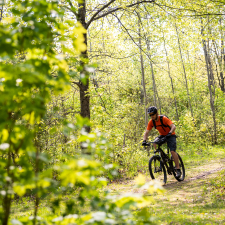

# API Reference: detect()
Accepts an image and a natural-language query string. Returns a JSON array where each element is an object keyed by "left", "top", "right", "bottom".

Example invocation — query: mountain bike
[{"left": 144, "top": 141, "right": 185, "bottom": 184}]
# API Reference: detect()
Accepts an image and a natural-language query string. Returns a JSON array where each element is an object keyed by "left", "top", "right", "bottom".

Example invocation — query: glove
[
  {"left": 166, "top": 132, "right": 172, "bottom": 138},
  {"left": 142, "top": 140, "right": 147, "bottom": 146}
]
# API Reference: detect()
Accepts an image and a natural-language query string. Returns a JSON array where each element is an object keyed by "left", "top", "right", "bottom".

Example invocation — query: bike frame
[{"left": 154, "top": 145, "right": 174, "bottom": 175}]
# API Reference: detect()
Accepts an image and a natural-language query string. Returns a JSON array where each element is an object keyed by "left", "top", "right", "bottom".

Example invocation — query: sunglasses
[{"left": 149, "top": 113, "right": 156, "bottom": 116}]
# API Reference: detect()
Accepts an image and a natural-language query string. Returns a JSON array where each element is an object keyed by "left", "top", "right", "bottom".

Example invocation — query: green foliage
[
  {"left": 0, "top": 1, "right": 165, "bottom": 225},
  {"left": 23, "top": 0, "right": 225, "bottom": 181},
  {"left": 0, "top": 0, "right": 86, "bottom": 224},
  {"left": 2, "top": 0, "right": 225, "bottom": 223},
  {"left": 8, "top": 125, "right": 162, "bottom": 225}
]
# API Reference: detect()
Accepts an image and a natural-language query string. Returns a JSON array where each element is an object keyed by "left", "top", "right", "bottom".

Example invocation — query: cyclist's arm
[
  {"left": 143, "top": 129, "right": 150, "bottom": 141},
  {"left": 169, "top": 124, "right": 176, "bottom": 133}
]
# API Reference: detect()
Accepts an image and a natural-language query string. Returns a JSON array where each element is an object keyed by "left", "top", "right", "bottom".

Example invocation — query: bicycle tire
[
  {"left": 149, "top": 155, "right": 167, "bottom": 184},
  {"left": 171, "top": 153, "right": 185, "bottom": 181}
]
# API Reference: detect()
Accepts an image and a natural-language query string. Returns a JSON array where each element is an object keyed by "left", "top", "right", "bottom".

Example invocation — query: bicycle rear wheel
[
  {"left": 149, "top": 155, "right": 167, "bottom": 184},
  {"left": 171, "top": 153, "right": 185, "bottom": 181}
]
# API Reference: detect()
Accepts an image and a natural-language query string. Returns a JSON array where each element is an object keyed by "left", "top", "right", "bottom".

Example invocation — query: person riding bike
[{"left": 142, "top": 106, "right": 181, "bottom": 178}]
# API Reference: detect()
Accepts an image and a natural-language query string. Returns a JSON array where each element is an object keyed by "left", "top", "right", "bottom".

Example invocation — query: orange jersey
[{"left": 147, "top": 116, "right": 175, "bottom": 136}]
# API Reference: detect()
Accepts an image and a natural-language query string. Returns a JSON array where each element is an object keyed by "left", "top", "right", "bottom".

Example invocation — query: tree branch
[
  {"left": 154, "top": 2, "right": 225, "bottom": 17},
  {"left": 91, "top": 54, "right": 138, "bottom": 60},
  {"left": 86, "top": 0, "right": 116, "bottom": 28},
  {"left": 90, "top": 7, "right": 123, "bottom": 22},
  {"left": 113, "top": 14, "right": 152, "bottom": 62},
  {"left": 92, "top": 79, "right": 110, "bottom": 115},
  {"left": 89, "top": 52, "right": 137, "bottom": 60},
  {"left": 127, "top": 0, "right": 155, "bottom": 8},
  {"left": 186, "top": 13, "right": 225, "bottom": 17},
  {"left": 113, "top": 14, "right": 173, "bottom": 74},
  {"left": 63, "top": 5, "right": 78, "bottom": 17},
  {"left": 86, "top": 0, "right": 155, "bottom": 28},
  {"left": 72, "top": 81, "right": 81, "bottom": 88}
]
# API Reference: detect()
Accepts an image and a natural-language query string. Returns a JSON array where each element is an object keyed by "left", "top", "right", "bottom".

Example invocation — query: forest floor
[
  {"left": 11, "top": 148, "right": 225, "bottom": 224},
  {"left": 108, "top": 155, "right": 225, "bottom": 224}
]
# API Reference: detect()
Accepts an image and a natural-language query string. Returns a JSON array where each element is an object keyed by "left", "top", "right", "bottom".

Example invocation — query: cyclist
[{"left": 142, "top": 106, "right": 181, "bottom": 178}]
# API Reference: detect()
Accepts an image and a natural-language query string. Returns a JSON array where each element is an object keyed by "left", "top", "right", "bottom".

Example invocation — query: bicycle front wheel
[
  {"left": 149, "top": 155, "right": 167, "bottom": 184},
  {"left": 171, "top": 153, "right": 185, "bottom": 182}
]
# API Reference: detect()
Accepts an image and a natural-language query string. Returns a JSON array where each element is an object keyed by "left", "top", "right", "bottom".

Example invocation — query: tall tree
[
  {"left": 137, "top": 12, "right": 148, "bottom": 126},
  {"left": 201, "top": 19, "right": 217, "bottom": 144},
  {"left": 64, "top": 0, "right": 155, "bottom": 129},
  {"left": 175, "top": 24, "right": 194, "bottom": 118},
  {"left": 162, "top": 30, "right": 179, "bottom": 120}
]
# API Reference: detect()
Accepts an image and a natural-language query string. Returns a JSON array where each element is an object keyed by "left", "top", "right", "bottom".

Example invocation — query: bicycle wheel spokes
[{"left": 149, "top": 156, "right": 167, "bottom": 184}]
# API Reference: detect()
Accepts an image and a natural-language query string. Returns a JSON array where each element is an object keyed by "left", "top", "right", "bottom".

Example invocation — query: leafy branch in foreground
[
  {"left": 0, "top": 0, "right": 163, "bottom": 224},
  {"left": 0, "top": 0, "right": 84, "bottom": 224}
]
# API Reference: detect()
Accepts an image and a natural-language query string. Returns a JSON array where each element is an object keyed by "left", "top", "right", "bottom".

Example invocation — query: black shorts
[{"left": 155, "top": 135, "right": 177, "bottom": 152}]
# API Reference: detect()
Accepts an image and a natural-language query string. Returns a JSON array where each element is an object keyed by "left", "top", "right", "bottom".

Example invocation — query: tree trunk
[
  {"left": 33, "top": 137, "right": 40, "bottom": 225},
  {"left": 219, "top": 34, "right": 224, "bottom": 92},
  {"left": 220, "top": 71, "right": 225, "bottom": 92},
  {"left": 150, "top": 60, "right": 161, "bottom": 113},
  {"left": 162, "top": 31, "right": 179, "bottom": 120},
  {"left": 212, "top": 31, "right": 225, "bottom": 93},
  {"left": 0, "top": 5, "right": 3, "bottom": 23},
  {"left": 138, "top": 15, "right": 148, "bottom": 126},
  {"left": 201, "top": 23, "right": 217, "bottom": 144},
  {"left": 145, "top": 38, "right": 158, "bottom": 109},
  {"left": 218, "top": 17, "right": 224, "bottom": 90},
  {"left": 78, "top": 1, "right": 91, "bottom": 134},
  {"left": 3, "top": 147, "right": 12, "bottom": 225},
  {"left": 175, "top": 24, "right": 193, "bottom": 118},
  {"left": 143, "top": 14, "right": 160, "bottom": 112}
]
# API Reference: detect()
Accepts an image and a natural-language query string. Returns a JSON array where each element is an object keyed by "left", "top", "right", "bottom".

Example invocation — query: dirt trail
[
  {"left": 164, "top": 161, "right": 225, "bottom": 189},
  {"left": 163, "top": 158, "right": 225, "bottom": 188},
  {"left": 107, "top": 157, "right": 225, "bottom": 223},
  {"left": 108, "top": 158, "right": 225, "bottom": 193}
]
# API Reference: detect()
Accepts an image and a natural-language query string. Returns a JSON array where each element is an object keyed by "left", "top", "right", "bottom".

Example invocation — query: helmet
[{"left": 147, "top": 106, "right": 157, "bottom": 114}]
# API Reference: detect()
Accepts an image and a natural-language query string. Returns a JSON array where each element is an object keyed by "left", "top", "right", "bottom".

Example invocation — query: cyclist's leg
[
  {"left": 167, "top": 135, "right": 179, "bottom": 169},
  {"left": 171, "top": 151, "right": 179, "bottom": 169}
]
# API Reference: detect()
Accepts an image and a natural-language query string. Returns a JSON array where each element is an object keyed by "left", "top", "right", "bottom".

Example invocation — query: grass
[
  {"left": 10, "top": 145, "right": 225, "bottom": 224},
  {"left": 11, "top": 197, "right": 51, "bottom": 219},
  {"left": 10, "top": 192, "right": 79, "bottom": 219}
]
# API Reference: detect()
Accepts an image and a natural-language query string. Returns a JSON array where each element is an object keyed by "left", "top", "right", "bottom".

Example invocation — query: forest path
[{"left": 107, "top": 157, "right": 225, "bottom": 224}]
